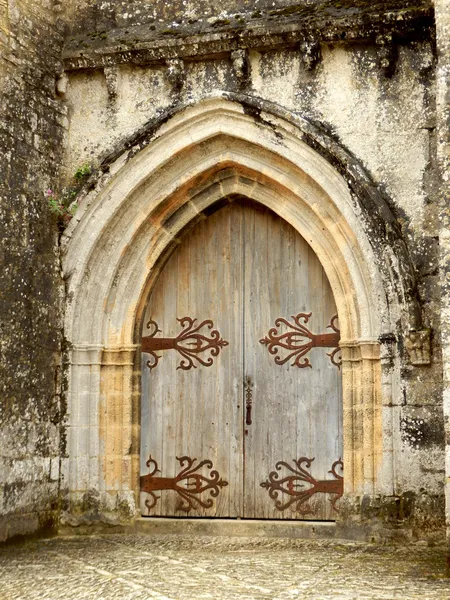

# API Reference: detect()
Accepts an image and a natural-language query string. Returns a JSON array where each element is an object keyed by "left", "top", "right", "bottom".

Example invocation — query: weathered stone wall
[
  {"left": 0, "top": 0, "right": 66, "bottom": 541},
  {"left": 62, "top": 0, "right": 433, "bottom": 36},
  {"left": 58, "top": 1, "right": 445, "bottom": 540},
  {"left": 0, "top": 0, "right": 447, "bottom": 545},
  {"left": 435, "top": 0, "right": 450, "bottom": 559},
  {"left": 63, "top": 0, "right": 363, "bottom": 33}
]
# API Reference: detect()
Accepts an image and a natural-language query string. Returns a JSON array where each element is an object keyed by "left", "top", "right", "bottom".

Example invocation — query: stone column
[
  {"left": 64, "top": 344, "right": 139, "bottom": 524},
  {"left": 340, "top": 341, "right": 382, "bottom": 496},
  {"left": 100, "top": 346, "right": 139, "bottom": 502},
  {"left": 66, "top": 345, "right": 103, "bottom": 510},
  {"left": 435, "top": 0, "right": 450, "bottom": 562}
]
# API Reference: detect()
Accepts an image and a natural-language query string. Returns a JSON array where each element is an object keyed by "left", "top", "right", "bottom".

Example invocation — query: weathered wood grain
[
  {"left": 141, "top": 200, "right": 342, "bottom": 520},
  {"left": 243, "top": 203, "right": 342, "bottom": 520}
]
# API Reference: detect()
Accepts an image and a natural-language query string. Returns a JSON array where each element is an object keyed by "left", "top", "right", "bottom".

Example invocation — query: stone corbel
[
  {"left": 405, "top": 329, "right": 432, "bottom": 366},
  {"left": 166, "top": 58, "right": 185, "bottom": 93},
  {"left": 376, "top": 34, "right": 398, "bottom": 78},
  {"left": 231, "top": 48, "right": 250, "bottom": 90},
  {"left": 299, "top": 37, "right": 321, "bottom": 71},
  {"left": 56, "top": 72, "right": 69, "bottom": 98},
  {"left": 104, "top": 65, "right": 118, "bottom": 102}
]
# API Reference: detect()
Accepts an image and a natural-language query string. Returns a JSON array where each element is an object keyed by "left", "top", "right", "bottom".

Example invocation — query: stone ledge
[{"left": 62, "top": 2, "right": 434, "bottom": 71}]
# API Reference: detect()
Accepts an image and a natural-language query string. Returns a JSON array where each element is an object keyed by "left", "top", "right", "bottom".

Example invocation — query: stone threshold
[{"left": 135, "top": 517, "right": 337, "bottom": 539}]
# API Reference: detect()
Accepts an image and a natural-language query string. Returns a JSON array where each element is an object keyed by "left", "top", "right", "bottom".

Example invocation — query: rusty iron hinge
[
  {"left": 260, "top": 457, "right": 343, "bottom": 515},
  {"left": 142, "top": 317, "right": 229, "bottom": 371},
  {"left": 259, "top": 313, "right": 341, "bottom": 369},
  {"left": 140, "top": 455, "right": 228, "bottom": 513}
]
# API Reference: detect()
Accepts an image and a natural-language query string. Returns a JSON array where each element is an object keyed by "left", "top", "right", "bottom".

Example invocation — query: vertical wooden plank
[
  {"left": 243, "top": 201, "right": 342, "bottom": 521},
  {"left": 141, "top": 199, "right": 342, "bottom": 521},
  {"left": 140, "top": 203, "right": 244, "bottom": 518}
]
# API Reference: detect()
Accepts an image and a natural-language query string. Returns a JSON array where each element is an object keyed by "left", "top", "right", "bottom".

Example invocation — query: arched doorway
[
  {"left": 62, "top": 96, "right": 416, "bottom": 524},
  {"left": 140, "top": 199, "right": 343, "bottom": 520}
]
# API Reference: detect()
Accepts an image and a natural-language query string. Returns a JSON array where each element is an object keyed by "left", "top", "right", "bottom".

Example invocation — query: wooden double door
[{"left": 140, "top": 200, "right": 343, "bottom": 520}]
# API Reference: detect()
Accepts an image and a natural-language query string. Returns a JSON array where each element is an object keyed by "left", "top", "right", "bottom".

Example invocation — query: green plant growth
[
  {"left": 74, "top": 163, "right": 92, "bottom": 181},
  {"left": 46, "top": 163, "right": 92, "bottom": 227}
]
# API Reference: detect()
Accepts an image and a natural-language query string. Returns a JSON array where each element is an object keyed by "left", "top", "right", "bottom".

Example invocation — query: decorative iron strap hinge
[
  {"left": 140, "top": 455, "right": 228, "bottom": 513},
  {"left": 260, "top": 457, "right": 343, "bottom": 515},
  {"left": 259, "top": 313, "right": 341, "bottom": 369},
  {"left": 142, "top": 317, "right": 229, "bottom": 371}
]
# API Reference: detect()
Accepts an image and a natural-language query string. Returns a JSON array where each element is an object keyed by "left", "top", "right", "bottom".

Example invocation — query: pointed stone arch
[{"left": 61, "top": 95, "right": 416, "bottom": 522}]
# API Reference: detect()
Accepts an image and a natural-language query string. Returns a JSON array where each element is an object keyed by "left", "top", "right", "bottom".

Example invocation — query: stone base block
[{"left": 135, "top": 517, "right": 337, "bottom": 539}]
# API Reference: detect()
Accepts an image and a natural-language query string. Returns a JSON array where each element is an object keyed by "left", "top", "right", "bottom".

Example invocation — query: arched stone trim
[{"left": 61, "top": 96, "right": 410, "bottom": 521}]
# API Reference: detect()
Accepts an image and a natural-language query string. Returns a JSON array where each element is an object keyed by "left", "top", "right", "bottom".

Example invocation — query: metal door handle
[{"left": 245, "top": 381, "right": 252, "bottom": 425}]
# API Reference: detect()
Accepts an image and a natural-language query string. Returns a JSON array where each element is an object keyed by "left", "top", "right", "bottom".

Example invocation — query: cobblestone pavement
[{"left": 0, "top": 534, "right": 449, "bottom": 600}]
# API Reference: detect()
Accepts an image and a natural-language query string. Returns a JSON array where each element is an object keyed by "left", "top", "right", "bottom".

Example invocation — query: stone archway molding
[{"left": 61, "top": 94, "right": 411, "bottom": 523}]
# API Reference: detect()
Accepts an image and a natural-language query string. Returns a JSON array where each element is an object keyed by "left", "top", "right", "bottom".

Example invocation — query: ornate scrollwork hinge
[
  {"left": 260, "top": 457, "right": 343, "bottom": 515},
  {"left": 142, "top": 317, "right": 229, "bottom": 371},
  {"left": 259, "top": 313, "right": 341, "bottom": 369},
  {"left": 140, "top": 455, "right": 228, "bottom": 514}
]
